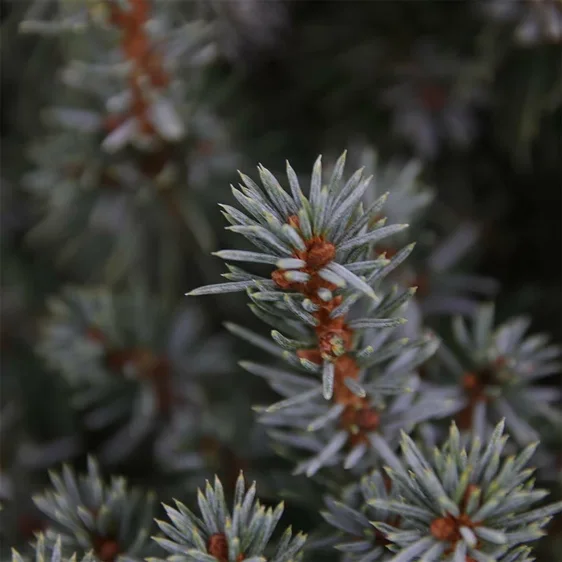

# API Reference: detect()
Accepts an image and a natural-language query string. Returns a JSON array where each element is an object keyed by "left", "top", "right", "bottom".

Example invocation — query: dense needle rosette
[
  {"left": 368, "top": 421, "right": 562, "bottom": 561},
  {"left": 189, "top": 151, "right": 408, "bottom": 303},
  {"left": 37, "top": 286, "right": 230, "bottom": 463},
  {"left": 429, "top": 302, "right": 562, "bottom": 446},
  {"left": 33, "top": 458, "right": 155, "bottom": 562},
  {"left": 152, "top": 472, "right": 306, "bottom": 562}
]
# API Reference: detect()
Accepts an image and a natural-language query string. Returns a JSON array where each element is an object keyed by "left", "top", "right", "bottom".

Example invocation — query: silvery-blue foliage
[
  {"left": 427, "top": 302, "right": 562, "bottom": 447},
  {"left": 152, "top": 472, "right": 307, "bottom": 562},
  {"left": 37, "top": 286, "right": 231, "bottom": 464},
  {"left": 367, "top": 421, "right": 562, "bottom": 561}
]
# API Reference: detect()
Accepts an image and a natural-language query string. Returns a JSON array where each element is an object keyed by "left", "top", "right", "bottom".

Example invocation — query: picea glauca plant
[
  {"left": 189, "top": 152, "right": 465, "bottom": 476},
  {"left": 427, "top": 303, "right": 562, "bottom": 446},
  {"left": 187, "top": 153, "right": 562, "bottom": 558},
  {"left": 152, "top": 472, "right": 307, "bottom": 562},
  {"left": 32, "top": 457, "right": 156, "bottom": 562},
  {"left": 36, "top": 285, "right": 231, "bottom": 466},
  {"left": 3, "top": 145, "right": 562, "bottom": 560},
  {"left": 18, "top": 0, "right": 237, "bottom": 292},
  {"left": 5, "top": 148, "right": 561, "bottom": 562},
  {"left": 2, "top": 1, "right": 562, "bottom": 561},
  {"left": 322, "top": 421, "right": 562, "bottom": 561}
]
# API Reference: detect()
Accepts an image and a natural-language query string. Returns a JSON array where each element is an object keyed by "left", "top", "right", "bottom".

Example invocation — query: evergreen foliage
[
  {"left": 370, "top": 421, "right": 562, "bottom": 561},
  {"left": 190, "top": 155, "right": 466, "bottom": 475},
  {"left": 324, "top": 421, "right": 562, "bottom": 561},
  {"left": 18, "top": 0, "right": 235, "bottom": 290},
  {"left": 36, "top": 286, "right": 228, "bottom": 465},
  {"left": 428, "top": 303, "right": 562, "bottom": 446},
  {"left": 33, "top": 458, "right": 156, "bottom": 562},
  {"left": 321, "top": 469, "right": 402, "bottom": 561},
  {"left": 152, "top": 472, "right": 306, "bottom": 562},
  {"left": 187, "top": 150, "right": 562, "bottom": 557},
  {"left": 2, "top": 0, "right": 561, "bottom": 561}
]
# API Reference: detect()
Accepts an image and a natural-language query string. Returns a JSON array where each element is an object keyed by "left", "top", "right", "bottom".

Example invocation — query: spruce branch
[
  {"left": 151, "top": 472, "right": 307, "bottom": 562},
  {"left": 19, "top": 0, "right": 217, "bottom": 157},
  {"left": 33, "top": 458, "right": 156, "bottom": 562},
  {"left": 428, "top": 302, "right": 562, "bottom": 447},
  {"left": 20, "top": 0, "right": 228, "bottom": 287},
  {"left": 241, "top": 329, "right": 461, "bottom": 477},
  {"left": 37, "top": 286, "right": 229, "bottom": 464},
  {"left": 189, "top": 152, "right": 462, "bottom": 475},
  {"left": 345, "top": 421, "right": 562, "bottom": 561},
  {"left": 189, "top": 152, "right": 411, "bottom": 394}
]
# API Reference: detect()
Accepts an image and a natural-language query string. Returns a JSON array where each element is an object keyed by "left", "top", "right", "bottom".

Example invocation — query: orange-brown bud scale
[
  {"left": 207, "top": 533, "right": 245, "bottom": 561},
  {"left": 457, "top": 366, "right": 495, "bottom": 429},
  {"left": 272, "top": 216, "right": 379, "bottom": 447},
  {"left": 341, "top": 402, "right": 380, "bottom": 446},
  {"left": 430, "top": 512, "right": 480, "bottom": 557},
  {"left": 92, "top": 536, "right": 121, "bottom": 562},
  {"left": 272, "top": 235, "right": 338, "bottom": 301},
  {"left": 95, "top": 342, "right": 174, "bottom": 416},
  {"left": 430, "top": 516, "right": 458, "bottom": 542},
  {"left": 332, "top": 355, "right": 360, "bottom": 403}
]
